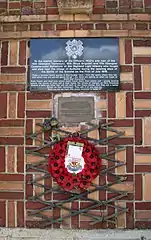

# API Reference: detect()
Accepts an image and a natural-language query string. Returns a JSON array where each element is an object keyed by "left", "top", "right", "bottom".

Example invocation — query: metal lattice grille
[{"left": 26, "top": 119, "right": 128, "bottom": 228}]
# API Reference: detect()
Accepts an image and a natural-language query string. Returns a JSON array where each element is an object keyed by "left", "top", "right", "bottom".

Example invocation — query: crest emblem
[{"left": 65, "top": 39, "right": 84, "bottom": 59}]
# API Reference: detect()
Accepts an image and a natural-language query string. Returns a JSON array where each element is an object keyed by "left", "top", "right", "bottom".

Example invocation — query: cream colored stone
[
  {"left": 144, "top": 174, "right": 151, "bottom": 200},
  {"left": 135, "top": 100, "right": 151, "bottom": 109},
  {"left": 144, "top": 118, "right": 151, "bottom": 145},
  {"left": 133, "top": 47, "right": 151, "bottom": 56},
  {"left": 120, "top": 72, "right": 133, "bottom": 82},
  {"left": 26, "top": 100, "right": 52, "bottom": 110},
  {"left": 116, "top": 92, "right": 126, "bottom": 118},
  {"left": 142, "top": 65, "right": 151, "bottom": 90},
  {"left": 119, "top": 39, "right": 125, "bottom": 65},
  {"left": 135, "top": 154, "right": 151, "bottom": 164}
]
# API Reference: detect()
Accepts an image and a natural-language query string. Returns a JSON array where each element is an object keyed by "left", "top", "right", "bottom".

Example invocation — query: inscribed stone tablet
[{"left": 57, "top": 97, "right": 94, "bottom": 124}]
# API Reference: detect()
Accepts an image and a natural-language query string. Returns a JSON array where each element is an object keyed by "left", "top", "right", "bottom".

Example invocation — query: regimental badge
[{"left": 65, "top": 39, "right": 84, "bottom": 59}]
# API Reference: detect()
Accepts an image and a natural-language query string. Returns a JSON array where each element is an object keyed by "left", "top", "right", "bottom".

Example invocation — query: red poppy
[{"left": 48, "top": 136, "right": 102, "bottom": 192}]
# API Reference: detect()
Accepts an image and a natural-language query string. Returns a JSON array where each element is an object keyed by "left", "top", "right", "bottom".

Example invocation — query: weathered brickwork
[{"left": 0, "top": 1, "right": 151, "bottom": 229}]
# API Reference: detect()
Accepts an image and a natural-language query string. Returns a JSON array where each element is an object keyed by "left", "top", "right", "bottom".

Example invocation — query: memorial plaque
[
  {"left": 30, "top": 38, "right": 119, "bottom": 91},
  {"left": 57, "top": 97, "right": 94, "bottom": 123}
]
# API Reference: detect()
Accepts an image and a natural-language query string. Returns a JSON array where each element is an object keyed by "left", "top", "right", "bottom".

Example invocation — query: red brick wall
[{"left": 0, "top": 0, "right": 151, "bottom": 229}]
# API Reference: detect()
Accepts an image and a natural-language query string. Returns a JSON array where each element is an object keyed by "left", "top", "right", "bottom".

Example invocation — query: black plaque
[{"left": 30, "top": 38, "right": 120, "bottom": 91}]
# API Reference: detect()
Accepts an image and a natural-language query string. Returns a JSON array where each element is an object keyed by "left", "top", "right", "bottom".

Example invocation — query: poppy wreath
[{"left": 48, "top": 136, "right": 101, "bottom": 192}]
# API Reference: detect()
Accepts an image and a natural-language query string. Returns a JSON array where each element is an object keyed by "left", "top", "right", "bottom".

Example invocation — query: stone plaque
[
  {"left": 57, "top": 97, "right": 94, "bottom": 123},
  {"left": 30, "top": 38, "right": 120, "bottom": 91}
]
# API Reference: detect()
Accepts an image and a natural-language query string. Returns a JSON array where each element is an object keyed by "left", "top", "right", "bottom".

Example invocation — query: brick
[
  {"left": 95, "top": 23, "right": 107, "bottom": 30},
  {"left": 116, "top": 92, "right": 125, "bottom": 118},
  {"left": 135, "top": 119, "right": 142, "bottom": 145},
  {"left": 17, "top": 201, "right": 24, "bottom": 227},
  {"left": 122, "top": 22, "right": 135, "bottom": 30},
  {"left": 135, "top": 147, "right": 151, "bottom": 154},
  {"left": 0, "top": 84, "right": 25, "bottom": 91},
  {"left": 108, "top": 23, "right": 121, "bottom": 30},
  {"left": 0, "top": 201, "right": 6, "bottom": 227},
  {"left": 144, "top": 0, "right": 151, "bottom": 6},
  {"left": 19, "top": 41, "right": 26, "bottom": 65},
  {"left": 108, "top": 92, "right": 115, "bottom": 118},
  {"left": 134, "top": 65, "right": 142, "bottom": 90},
  {"left": 0, "top": 192, "right": 24, "bottom": 200},
  {"left": 115, "top": 149, "right": 126, "bottom": 174},
  {"left": 16, "top": 23, "right": 28, "bottom": 31},
  {"left": 134, "top": 57, "right": 151, "bottom": 64},
  {"left": 126, "top": 92, "right": 133, "bottom": 117},
  {"left": 0, "top": 75, "right": 25, "bottom": 83},
  {"left": 56, "top": 24, "right": 67, "bottom": 31},
  {"left": 135, "top": 154, "right": 151, "bottom": 164},
  {"left": 144, "top": 118, "right": 151, "bottom": 145},
  {"left": 143, "top": 174, "right": 151, "bottom": 200},
  {"left": 121, "top": 72, "right": 133, "bottom": 82},
  {"left": 43, "top": 23, "right": 54, "bottom": 31},
  {"left": 8, "top": 201, "right": 15, "bottom": 227},
  {"left": 18, "top": 93, "right": 25, "bottom": 118},
  {"left": 27, "top": 92, "right": 52, "bottom": 100},
  {"left": 0, "top": 137, "right": 24, "bottom": 145},
  {"left": 135, "top": 110, "right": 151, "bottom": 117},
  {"left": 119, "top": 39, "right": 125, "bottom": 65},
  {"left": 109, "top": 119, "right": 133, "bottom": 127},
  {"left": 135, "top": 92, "right": 151, "bottom": 99},
  {"left": 126, "top": 202, "right": 134, "bottom": 229},
  {"left": 82, "top": 23, "right": 94, "bottom": 30},
  {"left": 1, "top": 67, "right": 26, "bottom": 74},
  {"left": 136, "top": 210, "right": 151, "bottom": 219},
  {"left": 0, "top": 174, "right": 24, "bottom": 181},
  {"left": 0, "top": 128, "right": 24, "bottom": 137},
  {"left": 30, "top": 24, "right": 41, "bottom": 31},
  {"left": 0, "top": 120, "right": 24, "bottom": 127},
  {"left": 125, "top": 40, "right": 132, "bottom": 64},
  {"left": 134, "top": 47, "right": 151, "bottom": 55},
  {"left": 121, "top": 83, "right": 133, "bottom": 91},
  {"left": 126, "top": 146, "right": 134, "bottom": 173},
  {"left": 0, "top": 181, "right": 23, "bottom": 191},
  {"left": 46, "top": 7, "right": 58, "bottom": 14},
  {"left": 1, "top": 41, "right": 8, "bottom": 66},
  {"left": 133, "top": 39, "right": 151, "bottom": 46},
  {"left": 9, "top": 40, "right": 18, "bottom": 65},
  {"left": 0, "top": 93, "right": 7, "bottom": 118},
  {"left": 8, "top": 93, "right": 17, "bottom": 118},
  {"left": 135, "top": 99, "right": 151, "bottom": 109},
  {"left": 106, "top": 1, "right": 117, "bottom": 8},
  {"left": 26, "top": 100, "right": 51, "bottom": 110},
  {"left": 135, "top": 174, "right": 142, "bottom": 200},
  {"left": 93, "top": 7, "right": 105, "bottom": 14},
  {"left": 136, "top": 165, "right": 151, "bottom": 172},
  {"left": 142, "top": 65, "right": 151, "bottom": 90},
  {"left": 9, "top": 1, "right": 20, "bottom": 9},
  {"left": 135, "top": 221, "right": 151, "bottom": 229},
  {"left": 110, "top": 182, "right": 134, "bottom": 192},
  {"left": 71, "top": 202, "right": 79, "bottom": 228},
  {"left": 94, "top": 0, "right": 105, "bottom": 6},
  {"left": 26, "top": 119, "right": 33, "bottom": 145},
  {"left": 26, "top": 111, "right": 52, "bottom": 118},
  {"left": 136, "top": 202, "right": 151, "bottom": 210},
  {"left": 0, "top": 147, "right": 5, "bottom": 172},
  {"left": 17, "top": 147, "right": 24, "bottom": 173},
  {"left": 69, "top": 23, "right": 81, "bottom": 30},
  {"left": 7, "top": 146, "right": 15, "bottom": 172},
  {"left": 136, "top": 23, "right": 148, "bottom": 30},
  {"left": 120, "top": 65, "right": 132, "bottom": 72},
  {"left": 3, "top": 24, "right": 15, "bottom": 32},
  {"left": 26, "top": 175, "right": 33, "bottom": 199}
]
